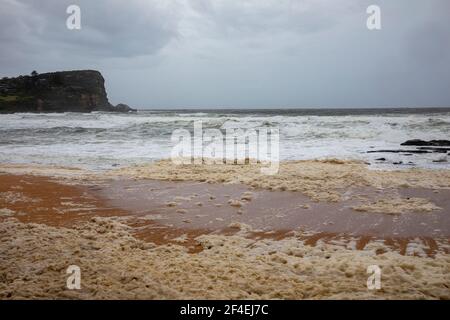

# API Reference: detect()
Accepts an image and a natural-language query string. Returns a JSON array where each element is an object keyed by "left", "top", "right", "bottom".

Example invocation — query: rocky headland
[{"left": 0, "top": 70, "right": 135, "bottom": 113}]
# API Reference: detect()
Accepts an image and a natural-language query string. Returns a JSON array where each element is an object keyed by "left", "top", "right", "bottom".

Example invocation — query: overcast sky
[{"left": 1, "top": 0, "right": 450, "bottom": 108}]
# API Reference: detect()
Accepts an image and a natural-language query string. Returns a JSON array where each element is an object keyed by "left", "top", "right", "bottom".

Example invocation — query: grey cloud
[
  {"left": 187, "top": 0, "right": 362, "bottom": 38},
  {"left": 1, "top": 0, "right": 450, "bottom": 108},
  {"left": 405, "top": 22, "right": 450, "bottom": 66},
  {"left": 0, "top": 0, "right": 180, "bottom": 70}
]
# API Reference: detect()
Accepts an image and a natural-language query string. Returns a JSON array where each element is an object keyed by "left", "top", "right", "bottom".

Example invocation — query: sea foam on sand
[
  {"left": 1, "top": 160, "right": 449, "bottom": 299},
  {"left": 0, "top": 216, "right": 449, "bottom": 299}
]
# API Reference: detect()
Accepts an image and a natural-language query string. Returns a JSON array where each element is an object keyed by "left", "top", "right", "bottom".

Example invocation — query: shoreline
[{"left": 1, "top": 161, "right": 449, "bottom": 299}]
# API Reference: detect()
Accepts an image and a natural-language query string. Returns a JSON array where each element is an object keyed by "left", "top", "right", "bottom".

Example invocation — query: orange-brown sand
[{"left": 1, "top": 160, "right": 449, "bottom": 299}]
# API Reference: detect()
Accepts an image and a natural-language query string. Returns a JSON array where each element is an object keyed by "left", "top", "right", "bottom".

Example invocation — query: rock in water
[
  {"left": 0, "top": 70, "right": 136, "bottom": 113},
  {"left": 401, "top": 139, "right": 450, "bottom": 146},
  {"left": 114, "top": 103, "right": 135, "bottom": 113}
]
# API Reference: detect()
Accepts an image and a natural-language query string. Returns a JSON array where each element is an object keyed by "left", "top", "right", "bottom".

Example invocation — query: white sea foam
[{"left": 0, "top": 109, "right": 449, "bottom": 170}]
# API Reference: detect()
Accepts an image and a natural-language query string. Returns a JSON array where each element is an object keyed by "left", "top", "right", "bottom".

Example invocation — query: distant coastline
[{"left": 135, "top": 107, "right": 450, "bottom": 115}]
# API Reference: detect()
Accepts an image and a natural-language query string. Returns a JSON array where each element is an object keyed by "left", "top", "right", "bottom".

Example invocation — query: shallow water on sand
[{"left": 1, "top": 174, "right": 449, "bottom": 256}]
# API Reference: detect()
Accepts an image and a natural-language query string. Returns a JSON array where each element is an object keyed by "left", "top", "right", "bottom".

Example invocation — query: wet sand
[
  {"left": 1, "top": 173, "right": 449, "bottom": 255},
  {"left": 1, "top": 161, "right": 450, "bottom": 299}
]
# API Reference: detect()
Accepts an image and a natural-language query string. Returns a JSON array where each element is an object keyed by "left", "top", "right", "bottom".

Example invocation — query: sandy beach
[
  {"left": 1, "top": 160, "right": 449, "bottom": 299},
  {"left": 2, "top": 0, "right": 450, "bottom": 307}
]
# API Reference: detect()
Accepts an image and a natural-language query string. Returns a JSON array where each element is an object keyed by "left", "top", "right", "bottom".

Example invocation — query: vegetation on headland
[{"left": 0, "top": 70, "right": 135, "bottom": 113}]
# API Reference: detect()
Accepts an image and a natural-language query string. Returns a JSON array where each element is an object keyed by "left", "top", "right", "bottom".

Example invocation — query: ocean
[{"left": 0, "top": 108, "right": 449, "bottom": 170}]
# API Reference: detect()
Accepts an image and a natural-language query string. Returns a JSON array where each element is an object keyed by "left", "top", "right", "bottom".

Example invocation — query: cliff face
[{"left": 0, "top": 70, "right": 134, "bottom": 113}]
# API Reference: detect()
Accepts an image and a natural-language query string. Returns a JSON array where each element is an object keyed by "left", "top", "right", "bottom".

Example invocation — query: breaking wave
[{"left": 0, "top": 108, "right": 449, "bottom": 170}]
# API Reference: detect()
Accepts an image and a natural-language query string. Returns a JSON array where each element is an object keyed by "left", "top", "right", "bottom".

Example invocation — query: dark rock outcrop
[
  {"left": 0, "top": 70, "right": 136, "bottom": 113},
  {"left": 367, "top": 149, "right": 431, "bottom": 154},
  {"left": 114, "top": 103, "right": 135, "bottom": 113},
  {"left": 401, "top": 139, "right": 450, "bottom": 147}
]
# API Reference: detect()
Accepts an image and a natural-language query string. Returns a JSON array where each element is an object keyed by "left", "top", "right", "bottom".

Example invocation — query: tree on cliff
[{"left": 31, "top": 71, "right": 38, "bottom": 77}]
